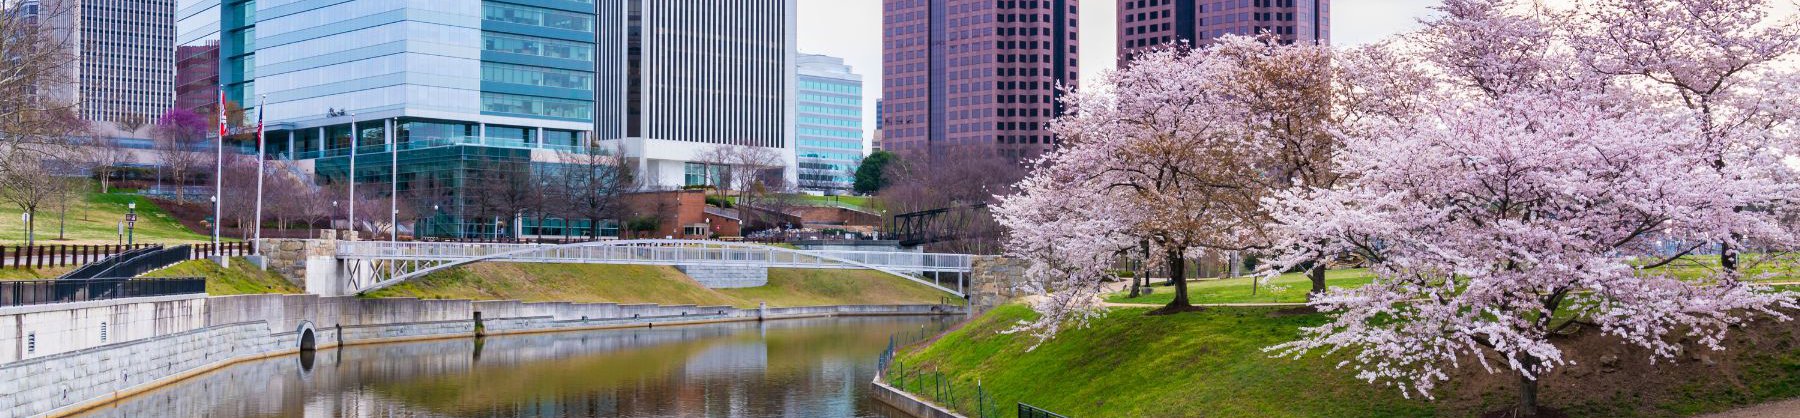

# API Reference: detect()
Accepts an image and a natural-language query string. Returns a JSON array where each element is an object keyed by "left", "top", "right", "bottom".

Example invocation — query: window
[{"left": 481, "top": 92, "right": 593, "bottom": 121}]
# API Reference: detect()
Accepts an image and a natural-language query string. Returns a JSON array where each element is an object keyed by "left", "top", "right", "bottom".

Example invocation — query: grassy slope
[
  {"left": 901, "top": 304, "right": 1800, "bottom": 418},
  {"left": 143, "top": 257, "right": 305, "bottom": 295},
  {"left": 896, "top": 305, "right": 1434, "bottom": 418},
  {"left": 718, "top": 268, "right": 962, "bottom": 307},
  {"left": 0, "top": 186, "right": 211, "bottom": 245},
  {"left": 1106, "top": 268, "right": 1376, "bottom": 305},
  {"left": 362, "top": 263, "right": 957, "bottom": 308},
  {"left": 0, "top": 266, "right": 74, "bottom": 280}
]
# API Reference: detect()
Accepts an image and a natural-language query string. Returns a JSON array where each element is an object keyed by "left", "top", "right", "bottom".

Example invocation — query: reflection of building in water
[{"left": 70, "top": 317, "right": 952, "bottom": 417}]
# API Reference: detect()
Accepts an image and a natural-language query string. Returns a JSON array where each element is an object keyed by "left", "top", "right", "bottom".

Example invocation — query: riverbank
[
  {"left": 888, "top": 304, "right": 1800, "bottom": 418},
  {"left": 0, "top": 293, "right": 963, "bottom": 418}
]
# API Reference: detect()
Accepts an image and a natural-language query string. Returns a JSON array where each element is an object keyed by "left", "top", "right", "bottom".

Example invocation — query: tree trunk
[
  {"left": 1167, "top": 247, "right": 1191, "bottom": 309},
  {"left": 1307, "top": 262, "right": 1327, "bottom": 301},
  {"left": 1517, "top": 359, "right": 1541, "bottom": 417},
  {"left": 1721, "top": 242, "right": 1739, "bottom": 273},
  {"left": 1128, "top": 266, "right": 1142, "bottom": 298}
]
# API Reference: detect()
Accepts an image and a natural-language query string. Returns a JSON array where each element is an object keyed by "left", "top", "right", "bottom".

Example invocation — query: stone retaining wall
[{"left": 870, "top": 379, "right": 968, "bottom": 418}]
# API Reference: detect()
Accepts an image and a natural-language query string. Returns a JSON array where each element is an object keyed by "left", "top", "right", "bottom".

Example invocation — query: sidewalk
[{"left": 1698, "top": 398, "right": 1800, "bottom": 418}]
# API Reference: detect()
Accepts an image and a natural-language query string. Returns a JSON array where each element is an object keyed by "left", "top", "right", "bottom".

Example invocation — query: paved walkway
[{"left": 1698, "top": 398, "right": 1800, "bottom": 418}]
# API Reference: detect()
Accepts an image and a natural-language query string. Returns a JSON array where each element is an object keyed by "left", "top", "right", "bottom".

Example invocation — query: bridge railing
[{"left": 336, "top": 241, "right": 975, "bottom": 273}]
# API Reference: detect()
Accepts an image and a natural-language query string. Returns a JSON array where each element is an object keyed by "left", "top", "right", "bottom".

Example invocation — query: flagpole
[
  {"left": 253, "top": 95, "right": 266, "bottom": 254},
  {"left": 388, "top": 118, "right": 397, "bottom": 242},
  {"left": 213, "top": 88, "right": 223, "bottom": 246},
  {"left": 348, "top": 113, "right": 356, "bottom": 239}
]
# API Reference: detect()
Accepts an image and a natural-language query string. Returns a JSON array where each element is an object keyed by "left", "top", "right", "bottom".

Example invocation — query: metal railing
[
  {"left": 94, "top": 245, "right": 193, "bottom": 279},
  {"left": 335, "top": 240, "right": 975, "bottom": 273},
  {"left": 0, "top": 277, "right": 206, "bottom": 307},
  {"left": 878, "top": 326, "right": 1007, "bottom": 418},
  {"left": 1018, "top": 403, "right": 1070, "bottom": 418},
  {"left": 58, "top": 245, "right": 164, "bottom": 280}
]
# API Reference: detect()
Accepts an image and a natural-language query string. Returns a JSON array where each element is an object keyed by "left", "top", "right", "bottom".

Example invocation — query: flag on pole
[{"left": 218, "top": 89, "right": 228, "bottom": 138}]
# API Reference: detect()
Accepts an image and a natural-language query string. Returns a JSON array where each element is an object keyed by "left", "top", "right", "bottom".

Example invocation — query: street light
[{"left": 125, "top": 202, "right": 137, "bottom": 246}]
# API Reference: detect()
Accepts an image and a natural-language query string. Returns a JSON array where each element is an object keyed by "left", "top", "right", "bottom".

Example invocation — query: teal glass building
[
  {"left": 177, "top": 0, "right": 604, "bottom": 239},
  {"left": 793, "top": 53, "right": 864, "bottom": 193}
]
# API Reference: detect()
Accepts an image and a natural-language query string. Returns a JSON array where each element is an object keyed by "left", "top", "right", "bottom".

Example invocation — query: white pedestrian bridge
[{"left": 334, "top": 240, "right": 975, "bottom": 297}]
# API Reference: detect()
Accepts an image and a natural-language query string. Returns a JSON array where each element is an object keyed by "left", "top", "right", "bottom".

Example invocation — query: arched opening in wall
[{"left": 299, "top": 328, "right": 316, "bottom": 352}]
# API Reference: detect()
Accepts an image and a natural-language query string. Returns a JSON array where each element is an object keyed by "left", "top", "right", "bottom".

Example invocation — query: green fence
[{"left": 876, "top": 326, "right": 1068, "bottom": 418}]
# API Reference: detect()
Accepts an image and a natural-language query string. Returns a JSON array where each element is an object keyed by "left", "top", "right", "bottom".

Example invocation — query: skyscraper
[
  {"left": 794, "top": 53, "right": 865, "bottom": 194},
  {"left": 34, "top": 0, "right": 177, "bottom": 125},
  {"left": 595, "top": 0, "right": 798, "bottom": 189},
  {"left": 881, "top": 0, "right": 1080, "bottom": 160},
  {"left": 1117, "top": 0, "right": 1329, "bottom": 61}
]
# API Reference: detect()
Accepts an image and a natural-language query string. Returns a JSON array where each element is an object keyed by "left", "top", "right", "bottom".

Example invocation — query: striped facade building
[
  {"left": 595, "top": 0, "right": 798, "bottom": 189},
  {"left": 31, "top": 0, "right": 177, "bottom": 125}
]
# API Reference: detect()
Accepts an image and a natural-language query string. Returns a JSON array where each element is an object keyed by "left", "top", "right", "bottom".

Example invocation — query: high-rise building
[
  {"left": 177, "top": 0, "right": 602, "bottom": 238},
  {"left": 881, "top": 0, "right": 1079, "bottom": 160},
  {"left": 595, "top": 0, "right": 798, "bottom": 189},
  {"left": 33, "top": 0, "right": 177, "bottom": 125},
  {"left": 1118, "top": 0, "right": 1329, "bottom": 62},
  {"left": 793, "top": 53, "right": 864, "bottom": 194}
]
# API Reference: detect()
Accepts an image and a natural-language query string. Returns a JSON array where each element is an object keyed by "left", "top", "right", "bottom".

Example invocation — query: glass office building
[
  {"left": 178, "top": 0, "right": 602, "bottom": 238},
  {"left": 793, "top": 53, "right": 865, "bottom": 193}
]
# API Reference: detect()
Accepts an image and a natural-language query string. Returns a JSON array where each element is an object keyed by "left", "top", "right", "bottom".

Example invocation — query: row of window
[
  {"left": 798, "top": 139, "right": 862, "bottom": 151},
  {"left": 482, "top": 62, "right": 594, "bottom": 91},
  {"left": 481, "top": 92, "right": 593, "bottom": 121},
  {"left": 483, "top": 32, "right": 594, "bottom": 62},
  {"left": 799, "top": 126, "right": 860, "bottom": 139},
  {"left": 799, "top": 79, "right": 861, "bottom": 95},
  {"left": 483, "top": 2, "right": 595, "bottom": 33},
  {"left": 799, "top": 116, "right": 859, "bottom": 128},
  {"left": 798, "top": 104, "right": 859, "bottom": 117}
]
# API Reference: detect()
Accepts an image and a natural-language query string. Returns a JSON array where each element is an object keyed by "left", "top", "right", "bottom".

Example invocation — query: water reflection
[{"left": 74, "top": 316, "right": 955, "bottom": 418}]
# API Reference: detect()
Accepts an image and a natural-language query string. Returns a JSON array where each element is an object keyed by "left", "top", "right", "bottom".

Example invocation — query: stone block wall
[
  {"left": 968, "top": 256, "right": 1035, "bottom": 315},
  {"left": 0, "top": 296, "right": 208, "bottom": 363},
  {"left": 260, "top": 236, "right": 337, "bottom": 288},
  {"left": 676, "top": 265, "right": 770, "bottom": 288}
]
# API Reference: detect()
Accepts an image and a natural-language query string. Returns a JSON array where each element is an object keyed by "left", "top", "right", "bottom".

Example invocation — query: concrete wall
[
  {"left": 0, "top": 294, "right": 963, "bottom": 418},
  {"left": 870, "top": 379, "right": 968, "bottom": 418},
  {"left": 0, "top": 295, "right": 208, "bottom": 363}
]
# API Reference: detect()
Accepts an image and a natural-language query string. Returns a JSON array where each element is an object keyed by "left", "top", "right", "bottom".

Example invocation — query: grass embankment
[
  {"left": 143, "top": 257, "right": 305, "bottom": 295},
  {"left": 0, "top": 186, "right": 210, "bottom": 245},
  {"left": 1105, "top": 269, "right": 1375, "bottom": 305},
  {"left": 0, "top": 266, "right": 73, "bottom": 280},
  {"left": 899, "top": 304, "right": 1800, "bottom": 417},
  {"left": 362, "top": 263, "right": 958, "bottom": 308}
]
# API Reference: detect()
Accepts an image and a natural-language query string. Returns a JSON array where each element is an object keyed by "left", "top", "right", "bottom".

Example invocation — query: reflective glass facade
[
  {"left": 794, "top": 54, "right": 864, "bottom": 193},
  {"left": 176, "top": 0, "right": 602, "bottom": 239}
]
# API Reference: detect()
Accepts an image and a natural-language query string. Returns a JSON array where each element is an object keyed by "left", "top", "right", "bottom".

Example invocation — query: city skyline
[{"left": 801, "top": 0, "right": 1439, "bottom": 137}]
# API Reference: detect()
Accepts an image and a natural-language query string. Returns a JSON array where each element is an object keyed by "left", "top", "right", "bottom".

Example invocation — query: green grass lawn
[
  {"left": 893, "top": 304, "right": 1436, "bottom": 417},
  {"left": 362, "top": 263, "right": 958, "bottom": 308},
  {"left": 0, "top": 185, "right": 210, "bottom": 245},
  {"left": 143, "top": 257, "right": 305, "bottom": 295},
  {"left": 1105, "top": 269, "right": 1376, "bottom": 305},
  {"left": 897, "top": 304, "right": 1800, "bottom": 418},
  {"left": 718, "top": 268, "right": 963, "bottom": 307},
  {"left": 726, "top": 194, "right": 881, "bottom": 212}
]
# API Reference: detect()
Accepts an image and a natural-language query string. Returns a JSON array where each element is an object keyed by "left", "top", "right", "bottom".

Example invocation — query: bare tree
[
  {"left": 876, "top": 145, "right": 1024, "bottom": 254},
  {"left": 150, "top": 108, "right": 209, "bottom": 202},
  {"left": 561, "top": 143, "right": 636, "bottom": 240},
  {"left": 76, "top": 121, "right": 131, "bottom": 194}
]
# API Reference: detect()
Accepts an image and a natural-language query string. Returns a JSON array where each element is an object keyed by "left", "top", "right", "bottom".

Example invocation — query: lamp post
[
  {"left": 125, "top": 202, "right": 137, "bottom": 246},
  {"left": 21, "top": 212, "right": 30, "bottom": 245},
  {"left": 331, "top": 200, "right": 339, "bottom": 231}
]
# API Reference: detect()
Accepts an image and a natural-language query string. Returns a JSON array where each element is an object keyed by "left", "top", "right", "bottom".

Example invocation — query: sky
[{"left": 796, "top": 0, "right": 1443, "bottom": 136}]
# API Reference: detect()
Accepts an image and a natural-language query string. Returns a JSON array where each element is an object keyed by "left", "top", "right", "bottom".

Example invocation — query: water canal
[{"left": 73, "top": 316, "right": 957, "bottom": 417}]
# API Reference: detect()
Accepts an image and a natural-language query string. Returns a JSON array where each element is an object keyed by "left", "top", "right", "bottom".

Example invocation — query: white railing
[{"left": 335, "top": 240, "right": 975, "bottom": 273}]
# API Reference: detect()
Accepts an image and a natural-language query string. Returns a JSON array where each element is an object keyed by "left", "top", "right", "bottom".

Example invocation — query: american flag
[{"left": 217, "top": 88, "right": 227, "bottom": 138}]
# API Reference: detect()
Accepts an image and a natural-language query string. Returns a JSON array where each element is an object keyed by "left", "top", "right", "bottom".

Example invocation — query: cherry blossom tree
[
  {"left": 1261, "top": 1, "right": 1800, "bottom": 416},
  {"left": 1572, "top": 0, "right": 1800, "bottom": 272},
  {"left": 996, "top": 41, "right": 1283, "bottom": 338}
]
